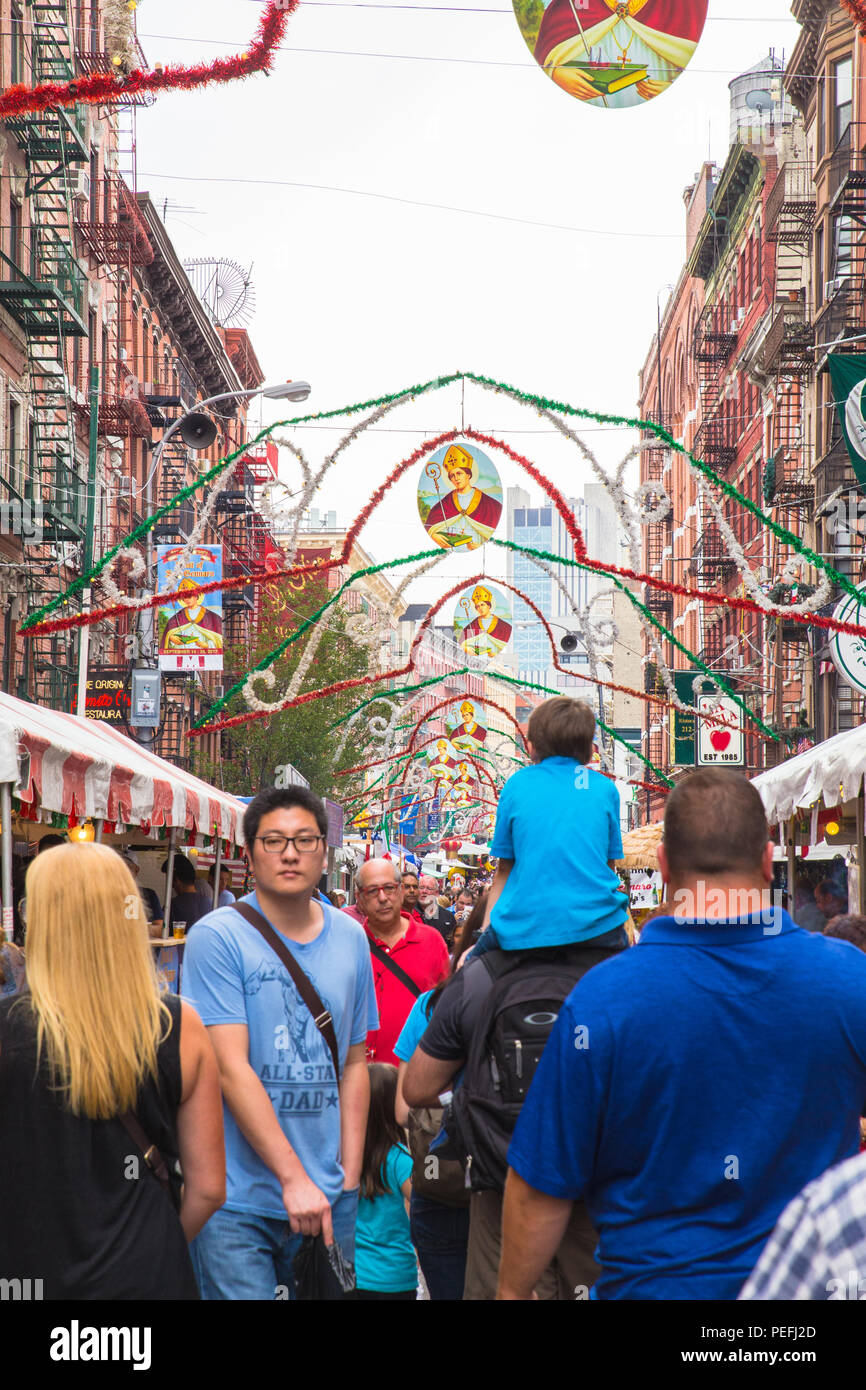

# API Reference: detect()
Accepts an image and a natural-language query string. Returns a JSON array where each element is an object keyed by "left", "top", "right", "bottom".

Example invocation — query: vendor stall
[
  {"left": 0, "top": 690, "right": 247, "bottom": 944},
  {"left": 752, "top": 724, "right": 866, "bottom": 916}
]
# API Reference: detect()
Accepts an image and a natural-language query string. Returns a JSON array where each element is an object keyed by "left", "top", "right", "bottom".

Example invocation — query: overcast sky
[{"left": 136, "top": 0, "right": 799, "bottom": 608}]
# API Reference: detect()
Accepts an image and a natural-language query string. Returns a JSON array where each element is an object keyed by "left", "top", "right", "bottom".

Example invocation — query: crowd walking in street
[{"left": 3, "top": 695, "right": 866, "bottom": 1306}]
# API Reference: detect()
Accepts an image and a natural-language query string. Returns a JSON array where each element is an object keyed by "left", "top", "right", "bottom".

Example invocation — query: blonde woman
[{"left": 0, "top": 843, "right": 225, "bottom": 1299}]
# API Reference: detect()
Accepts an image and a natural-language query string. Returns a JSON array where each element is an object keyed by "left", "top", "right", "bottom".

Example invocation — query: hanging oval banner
[
  {"left": 829, "top": 582, "right": 866, "bottom": 696},
  {"left": 418, "top": 441, "right": 503, "bottom": 551},
  {"left": 446, "top": 698, "right": 489, "bottom": 749},
  {"left": 514, "top": 0, "right": 709, "bottom": 109},
  {"left": 453, "top": 582, "right": 513, "bottom": 661}
]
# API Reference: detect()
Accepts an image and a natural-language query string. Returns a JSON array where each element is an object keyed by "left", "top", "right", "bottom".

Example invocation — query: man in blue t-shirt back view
[{"left": 500, "top": 768, "right": 866, "bottom": 1301}]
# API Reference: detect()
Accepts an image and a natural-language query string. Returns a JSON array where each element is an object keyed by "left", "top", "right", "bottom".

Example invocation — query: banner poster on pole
[{"left": 157, "top": 545, "right": 224, "bottom": 672}]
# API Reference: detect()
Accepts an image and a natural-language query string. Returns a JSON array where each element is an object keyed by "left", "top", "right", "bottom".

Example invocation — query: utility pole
[{"left": 75, "top": 364, "right": 100, "bottom": 719}]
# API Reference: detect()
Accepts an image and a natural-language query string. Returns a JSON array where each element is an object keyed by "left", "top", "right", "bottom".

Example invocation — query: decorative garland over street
[{"left": 0, "top": 0, "right": 295, "bottom": 118}]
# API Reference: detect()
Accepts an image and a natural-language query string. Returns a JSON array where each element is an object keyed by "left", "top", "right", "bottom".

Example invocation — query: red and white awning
[{"left": 0, "top": 691, "right": 246, "bottom": 846}]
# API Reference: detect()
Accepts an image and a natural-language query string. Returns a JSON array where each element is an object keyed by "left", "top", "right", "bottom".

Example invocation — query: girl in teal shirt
[{"left": 354, "top": 1063, "right": 417, "bottom": 1300}]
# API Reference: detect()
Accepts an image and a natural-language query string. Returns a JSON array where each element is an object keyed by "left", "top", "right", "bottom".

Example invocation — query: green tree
[{"left": 196, "top": 577, "right": 389, "bottom": 802}]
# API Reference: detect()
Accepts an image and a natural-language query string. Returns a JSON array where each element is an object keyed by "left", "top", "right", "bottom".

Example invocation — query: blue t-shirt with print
[
  {"left": 355, "top": 1144, "right": 416, "bottom": 1293},
  {"left": 490, "top": 757, "right": 625, "bottom": 949},
  {"left": 182, "top": 892, "right": 378, "bottom": 1217}
]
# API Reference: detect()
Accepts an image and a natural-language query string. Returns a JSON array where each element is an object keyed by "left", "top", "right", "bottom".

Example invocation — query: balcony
[
  {"left": 71, "top": 361, "right": 154, "bottom": 440},
  {"left": 692, "top": 417, "right": 737, "bottom": 475},
  {"left": 765, "top": 163, "right": 816, "bottom": 246},
  {"left": 688, "top": 528, "right": 737, "bottom": 584},
  {"left": 0, "top": 227, "right": 87, "bottom": 337},
  {"left": 814, "top": 433, "right": 857, "bottom": 515},
  {"left": 827, "top": 126, "right": 866, "bottom": 214},
  {"left": 760, "top": 299, "right": 813, "bottom": 376},
  {"left": 74, "top": 175, "right": 154, "bottom": 267},
  {"left": 694, "top": 308, "right": 737, "bottom": 367},
  {"left": 6, "top": 31, "right": 88, "bottom": 164}
]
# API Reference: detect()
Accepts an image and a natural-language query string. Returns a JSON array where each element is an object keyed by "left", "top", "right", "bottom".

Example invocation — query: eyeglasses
[
  {"left": 255, "top": 833, "right": 325, "bottom": 854},
  {"left": 361, "top": 884, "right": 401, "bottom": 897}
]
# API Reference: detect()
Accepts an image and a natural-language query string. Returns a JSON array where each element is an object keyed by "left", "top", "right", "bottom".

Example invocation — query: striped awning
[{"left": 0, "top": 690, "right": 246, "bottom": 846}]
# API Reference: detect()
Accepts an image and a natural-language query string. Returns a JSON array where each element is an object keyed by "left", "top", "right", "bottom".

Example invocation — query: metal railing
[{"left": 0, "top": 225, "right": 86, "bottom": 323}]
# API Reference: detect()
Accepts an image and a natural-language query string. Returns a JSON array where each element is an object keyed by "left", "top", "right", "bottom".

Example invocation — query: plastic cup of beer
[{"left": 173, "top": 921, "right": 187, "bottom": 940}]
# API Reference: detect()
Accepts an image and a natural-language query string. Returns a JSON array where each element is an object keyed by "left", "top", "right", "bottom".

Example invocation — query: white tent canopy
[
  {"left": 0, "top": 690, "right": 246, "bottom": 846},
  {"left": 751, "top": 723, "right": 866, "bottom": 826}
]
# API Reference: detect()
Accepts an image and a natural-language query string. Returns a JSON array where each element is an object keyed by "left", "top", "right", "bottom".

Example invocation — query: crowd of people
[{"left": 2, "top": 693, "right": 866, "bottom": 1302}]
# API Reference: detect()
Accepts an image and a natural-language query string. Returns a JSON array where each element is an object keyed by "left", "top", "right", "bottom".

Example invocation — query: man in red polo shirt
[{"left": 357, "top": 857, "right": 449, "bottom": 1065}]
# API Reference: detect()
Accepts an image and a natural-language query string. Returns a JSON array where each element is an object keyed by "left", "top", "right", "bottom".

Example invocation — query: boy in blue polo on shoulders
[{"left": 474, "top": 696, "right": 628, "bottom": 954}]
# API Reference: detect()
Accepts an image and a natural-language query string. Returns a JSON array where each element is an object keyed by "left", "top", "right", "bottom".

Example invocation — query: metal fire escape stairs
[{"left": 1, "top": 0, "right": 89, "bottom": 707}]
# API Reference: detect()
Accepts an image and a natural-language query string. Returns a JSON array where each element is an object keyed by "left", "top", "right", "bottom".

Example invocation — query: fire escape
[
  {"left": 762, "top": 162, "right": 816, "bottom": 509},
  {"left": 814, "top": 125, "right": 866, "bottom": 513},
  {"left": 693, "top": 306, "right": 739, "bottom": 475},
  {"left": 0, "top": 0, "right": 89, "bottom": 708}
]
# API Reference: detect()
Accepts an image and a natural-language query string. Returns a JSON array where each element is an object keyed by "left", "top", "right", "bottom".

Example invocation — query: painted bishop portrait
[
  {"left": 422, "top": 444, "right": 503, "bottom": 551},
  {"left": 532, "top": 0, "right": 708, "bottom": 108}
]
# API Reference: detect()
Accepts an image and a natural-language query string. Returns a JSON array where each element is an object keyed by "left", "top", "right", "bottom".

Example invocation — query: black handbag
[{"left": 292, "top": 1234, "right": 356, "bottom": 1300}]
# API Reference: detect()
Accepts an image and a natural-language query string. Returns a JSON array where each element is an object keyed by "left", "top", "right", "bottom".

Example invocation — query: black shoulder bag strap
[
  {"left": 233, "top": 901, "right": 341, "bottom": 1082},
  {"left": 367, "top": 936, "right": 422, "bottom": 1000},
  {"left": 119, "top": 1111, "right": 173, "bottom": 1198}
]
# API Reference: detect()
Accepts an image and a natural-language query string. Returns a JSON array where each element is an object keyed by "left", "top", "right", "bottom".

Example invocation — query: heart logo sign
[{"left": 710, "top": 730, "right": 731, "bottom": 752}]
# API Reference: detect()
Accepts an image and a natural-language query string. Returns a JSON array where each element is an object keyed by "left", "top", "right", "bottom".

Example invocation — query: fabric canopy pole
[
  {"left": 1, "top": 783, "right": 12, "bottom": 942},
  {"left": 212, "top": 837, "right": 222, "bottom": 910}
]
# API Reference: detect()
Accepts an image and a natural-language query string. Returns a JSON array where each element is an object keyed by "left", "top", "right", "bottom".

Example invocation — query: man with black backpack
[{"left": 402, "top": 930, "right": 626, "bottom": 1298}]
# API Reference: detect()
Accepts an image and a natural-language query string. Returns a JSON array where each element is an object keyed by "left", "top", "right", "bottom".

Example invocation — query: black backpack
[{"left": 444, "top": 943, "right": 619, "bottom": 1193}]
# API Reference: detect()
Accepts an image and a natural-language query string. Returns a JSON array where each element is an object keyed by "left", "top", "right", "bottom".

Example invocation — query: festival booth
[
  {"left": 614, "top": 823, "right": 665, "bottom": 929},
  {"left": 751, "top": 724, "right": 866, "bottom": 915},
  {"left": 0, "top": 692, "right": 247, "bottom": 973}
]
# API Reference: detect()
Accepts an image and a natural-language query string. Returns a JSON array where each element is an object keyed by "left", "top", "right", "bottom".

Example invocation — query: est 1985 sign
[{"left": 696, "top": 696, "right": 744, "bottom": 767}]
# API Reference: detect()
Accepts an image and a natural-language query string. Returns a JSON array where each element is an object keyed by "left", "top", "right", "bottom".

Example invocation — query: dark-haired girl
[{"left": 354, "top": 1063, "right": 417, "bottom": 1300}]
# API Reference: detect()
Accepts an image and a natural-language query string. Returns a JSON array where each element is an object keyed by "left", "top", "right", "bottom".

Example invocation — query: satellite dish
[
  {"left": 745, "top": 88, "right": 773, "bottom": 113},
  {"left": 183, "top": 257, "right": 256, "bottom": 328}
]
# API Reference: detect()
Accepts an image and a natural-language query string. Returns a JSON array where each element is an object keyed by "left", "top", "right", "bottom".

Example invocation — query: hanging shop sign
[
  {"left": 828, "top": 353, "right": 866, "bottom": 494},
  {"left": 829, "top": 581, "right": 866, "bottom": 695},
  {"left": 515, "top": 0, "right": 709, "bottom": 110},
  {"left": 696, "top": 695, "right": 744, "bottom": 767},
  {"left": 74, "top": 668, "right": 130, "bottom": 724}
]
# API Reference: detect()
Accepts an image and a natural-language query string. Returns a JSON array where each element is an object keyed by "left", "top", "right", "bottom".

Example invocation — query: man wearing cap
[
  {"left": 459, "top": 586, "right": 513, "bottom": 658},
  {"left": 424, "top": 445, "right": 502, "bottom": 550}
]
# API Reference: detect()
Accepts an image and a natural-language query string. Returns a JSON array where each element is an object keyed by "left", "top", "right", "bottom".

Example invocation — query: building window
[
  {"left": 10, "top": 1, "right": 25, "bottom": 85},
  {"left": 8, "top": 198, "right": 22, "bottom": 269},
  {"left": 817, "top": 71, "right": 825, "bottom": 160},
  {"left": 833, "top": 56, "right": 853, "bottom": 148},
  {"left": 815, "top": 223, "right": 824, "bottom": 307},
  {"left": 832, "top": 213, "right": 853, "bottom": 283}
]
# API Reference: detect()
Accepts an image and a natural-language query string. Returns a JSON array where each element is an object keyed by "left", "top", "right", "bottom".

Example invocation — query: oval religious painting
[
  {"left": 446, "top": 698, "right": 489, "bottom": 751},
  {"left": 453, "top": 582, "right": 513, "bottom": 661},
  {"left": 418, "top": 441, "right": 503, "bottom": 552},
  {"left": 514, "top": 0, "right": 709, "bottom": 109},
  {"left": 426, "top": 737, "right": 461, "bottom": 783}
]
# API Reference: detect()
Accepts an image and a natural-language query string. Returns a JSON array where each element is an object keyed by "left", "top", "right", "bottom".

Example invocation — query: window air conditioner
[{"left": 70, "top": 169, "right": 91, "bottom": 204}]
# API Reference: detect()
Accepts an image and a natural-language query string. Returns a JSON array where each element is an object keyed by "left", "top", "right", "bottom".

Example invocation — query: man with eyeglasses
[
  {"left": 356, "top": 857, "right": 449, "bottom": 1066},
  {"left": 182, "top": 786, "right": 378, "bottom": 1300}
]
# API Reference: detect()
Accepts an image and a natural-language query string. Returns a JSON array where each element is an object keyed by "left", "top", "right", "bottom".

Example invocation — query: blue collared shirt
[{"left": 508, "top": 910, "right": 866, "bottom": 1300}]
